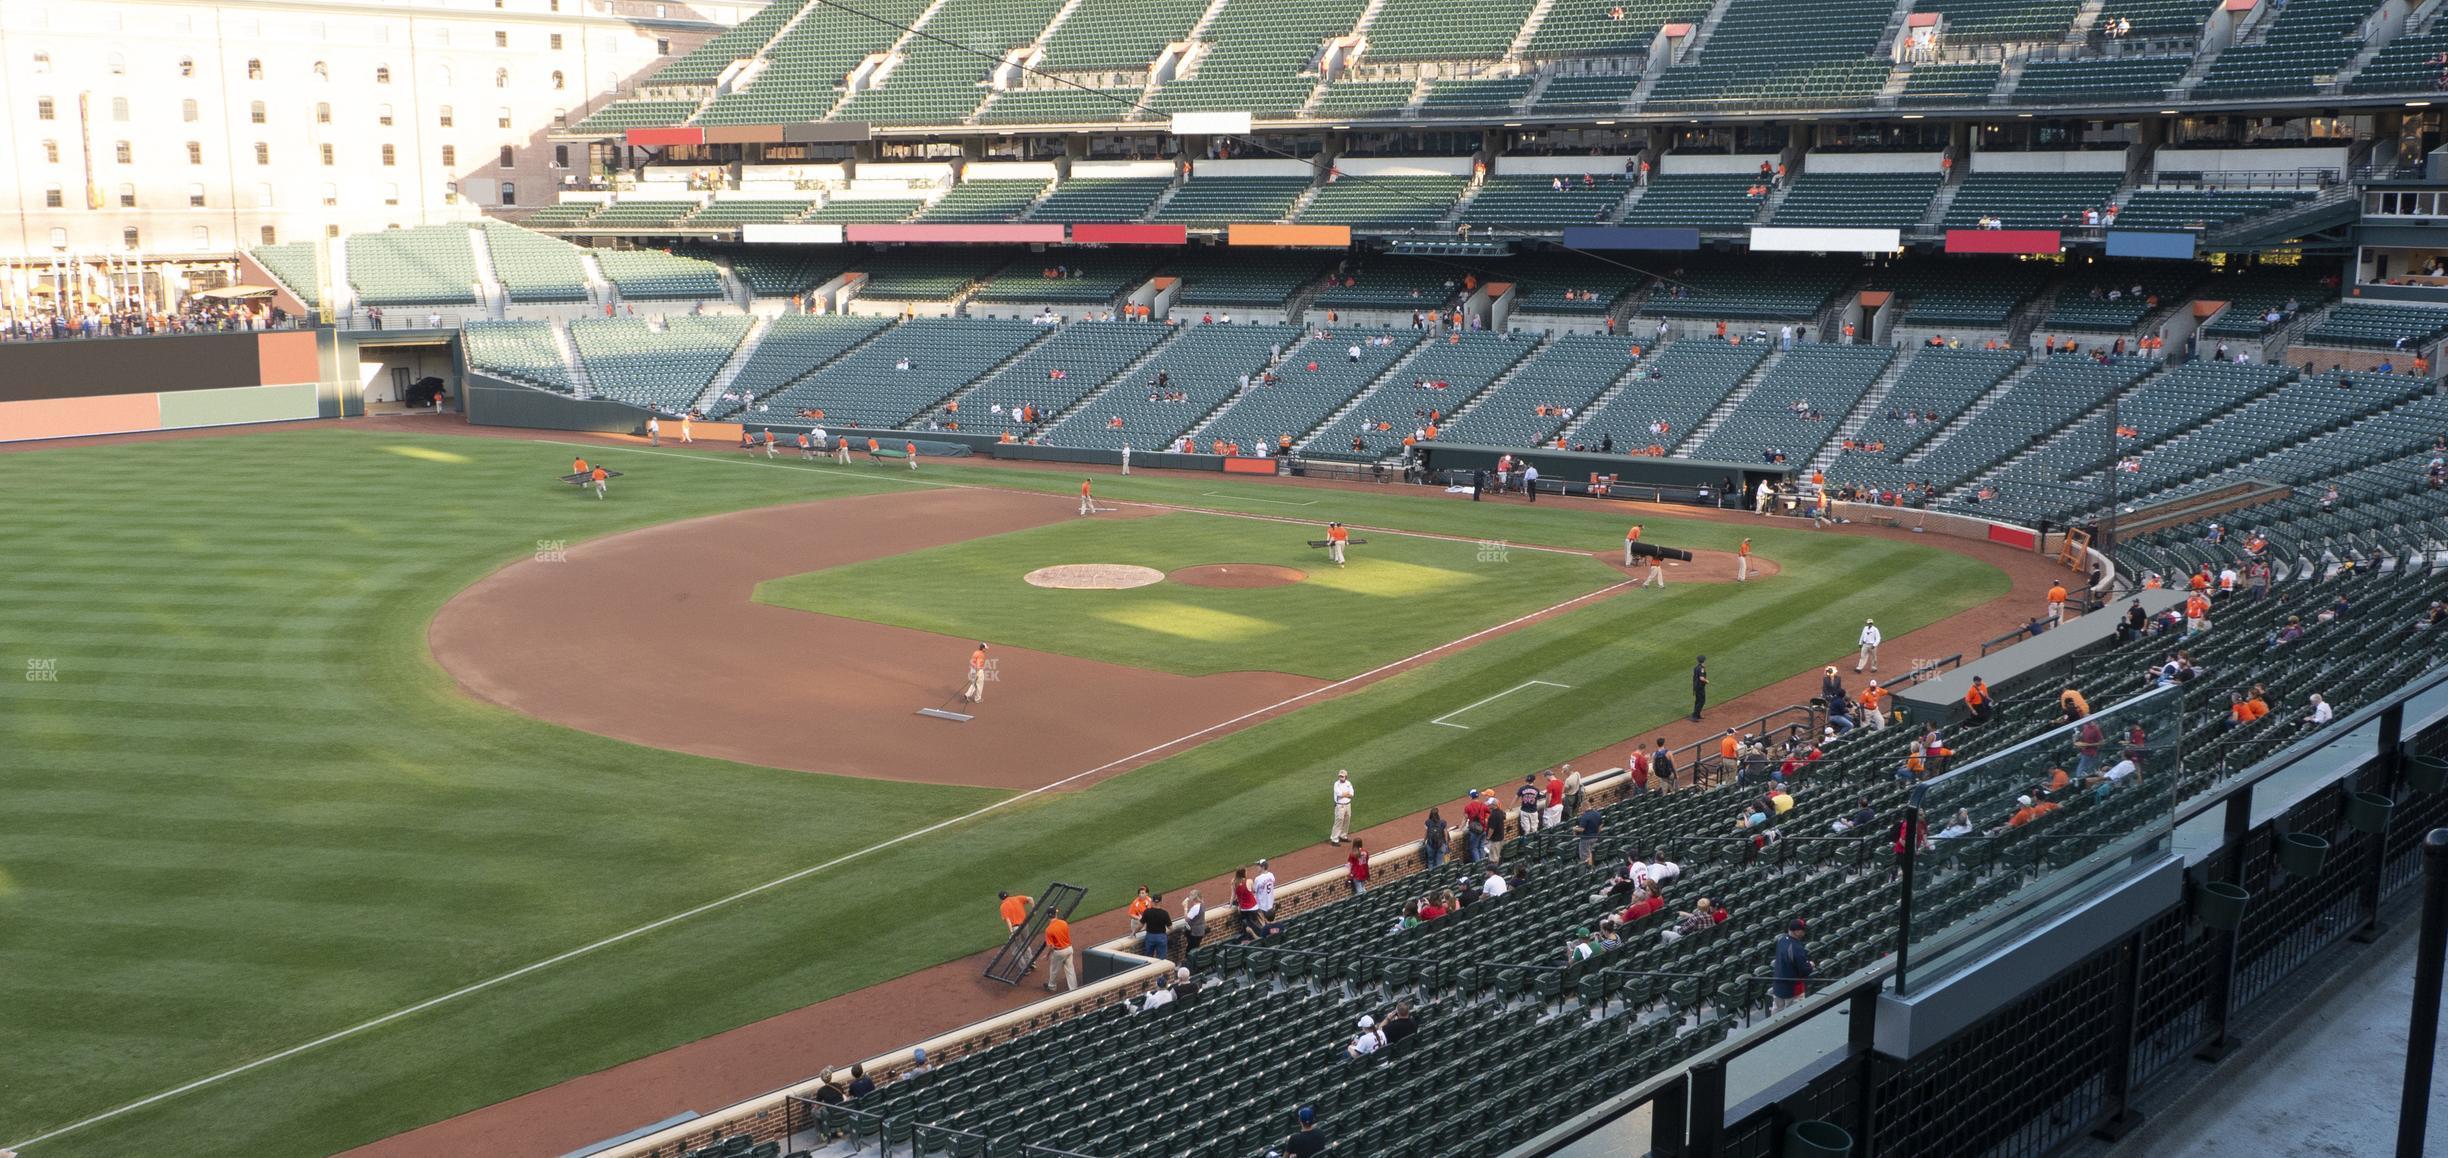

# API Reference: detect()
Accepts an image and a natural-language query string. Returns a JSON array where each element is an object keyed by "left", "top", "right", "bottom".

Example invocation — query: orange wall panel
[{"left": 0, "top": 392, "right": 162, "bottom": 443}]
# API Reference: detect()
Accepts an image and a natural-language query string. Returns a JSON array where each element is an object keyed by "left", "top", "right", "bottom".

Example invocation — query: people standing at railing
[{"left": 1421, "top": 808, "right": 1448, "bottom": 869}]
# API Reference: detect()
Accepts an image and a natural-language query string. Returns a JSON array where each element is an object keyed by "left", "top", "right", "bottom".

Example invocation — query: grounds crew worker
[
  {"left": 1327, "top": 522, "right": 1349, "bottom": 565},
  {"left": 905, "top": 440, "right": 919, "bottom": 470},
  {"left": 589, "top": 465, "right": 609, "bottom": 499},
  {"left": 963, "top": 642, "right": 990, "bottom": 704},
  {"left": 999, "top": 890, "right": 1032, "bottom": 934},
  {"left": 1624, "top": 523, "right": 1643, "bottom": 565},
  {"left": 1737, "top": 538, "right": 1751, "bottom": 582},
  {"left": 572, "top": 455, "right": 589, "bottom": 478},
  {"left": 1079, "top": 478, "right": 1095, "bottom": 516}
]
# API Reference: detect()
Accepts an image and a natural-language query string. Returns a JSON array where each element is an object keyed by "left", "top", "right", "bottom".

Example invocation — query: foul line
[
  {"left": 1429, "top": 680, "right": 1574, "bottom": 729},
  {"left": 1200, "top": 490, "right": 1316, "bottom": 507},
  {"left": 7, "top": 559, "right": 1633, "bottom": 1152}
]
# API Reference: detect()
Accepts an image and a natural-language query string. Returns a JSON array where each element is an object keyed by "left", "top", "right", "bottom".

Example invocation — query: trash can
[
  {"left": 1785, "top": 1119, "right": 1854, "bottom": 1158},
  {"left": 2195, "top": 880, "right": 2250, "bottom": 932},
  {"left": 2275, "top": 831, "right": 2330, "bottom": 878}
]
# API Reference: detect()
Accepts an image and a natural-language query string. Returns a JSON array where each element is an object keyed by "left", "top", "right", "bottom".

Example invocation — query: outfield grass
[
  {"left": 0, "top": 428, "right": 2006, "bottom": 1158},
  {"left": 757, "top": 513, "right": 1623, "bottom": 678}
]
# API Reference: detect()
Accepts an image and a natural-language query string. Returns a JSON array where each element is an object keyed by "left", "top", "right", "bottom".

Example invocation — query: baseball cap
[
  {"left": 1468, "top": 789, "right": 1480, "bottom": 798},
  {"left": 1824, "top": 666, "right": 1837, "bottom": 676},
  {"left": 1788, "top": 918, "right": 1808, "bottom": 933},
  {"left": 1298, "top": 1106, "right": 1316, "bottom": 1125},
  {"left": 2017, "top": 795, "right": 2034, "bottom": 807},
  {"left": 1256, "top": 858, "right": 1268, "bottom": 868},
  {"left": 1357, "top": 1015, "right": 1375, "bottom": 1029}
]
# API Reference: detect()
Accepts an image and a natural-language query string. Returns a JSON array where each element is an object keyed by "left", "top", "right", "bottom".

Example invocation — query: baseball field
[{"left": 0, "top": 424, "right": 2010, "bottom": 1157}]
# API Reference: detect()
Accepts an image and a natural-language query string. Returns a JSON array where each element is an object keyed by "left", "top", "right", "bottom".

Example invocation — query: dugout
[{"left": 1413, "top": 442, "right": 1788, "bottom": 505}]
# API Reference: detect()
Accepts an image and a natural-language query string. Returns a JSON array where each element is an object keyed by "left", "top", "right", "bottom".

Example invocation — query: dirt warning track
[{"left": 429, "top": 488, "right": 1322, "bottom": 790}]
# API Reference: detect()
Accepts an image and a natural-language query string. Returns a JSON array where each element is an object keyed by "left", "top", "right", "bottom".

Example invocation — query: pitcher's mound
[
  {"left": 1024, "top": 563, "right": 1166, "bottom": 590},
  {"left": 1171, "top": 564, "right": 1307, "bottom": 588}
]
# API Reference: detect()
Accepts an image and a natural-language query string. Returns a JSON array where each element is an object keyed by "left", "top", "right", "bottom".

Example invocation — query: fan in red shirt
[{"left": 1346, "top": 840, "right": 1371, "bottom": 895}]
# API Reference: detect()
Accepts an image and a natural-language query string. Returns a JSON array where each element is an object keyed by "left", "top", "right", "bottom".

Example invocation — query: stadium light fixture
[
  {"left": 2410, "top": 101, "right": 2434, "bottom": 108},
  {"left": 1595, "top": 120, "right": 1616, "bottom": 126},
  {"left": 1901, "top": 114, "right": 1924, "bottom": 120},
  {"left": 2159, "top": 109, "right": 2178, "bottom": 115},
  {"left": 2018, "top": 113, "right": 2033, "bottom": 118}
]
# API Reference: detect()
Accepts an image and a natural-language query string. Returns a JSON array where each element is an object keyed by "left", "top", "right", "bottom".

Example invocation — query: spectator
[
  {"left": 1136, "top": 965, "right": 1191, "bottom": 1013},
  {"left": 1830, "top": 797, "right": 1876, "bottom": 833},
  {"left": 1463, "top": 789, "right": 1490, "bottom": 861},
  {"left": 1281, "top": 1105, "right": 1328, "bottom": 1156},
  {"left": 1934, "top": 808, "right": 1976, "bottom": 841},
  {"left": 1379, "top": 1002, "right": 1418, "bottom": 1051},
  {"left": 1254, "top": 858, "right": 1277, "bottom": 919},
  {"left": 1662, "top": 897, "right": 1725, "bottom": 942},
  {"left": 1576, "top": 802, "right": 1604, "bottom": 865},
  {"left": 1563, "top": 764, "right": 1586, "bottom": 814},
  {"left": 1481, "top": 864, "right": 1510, "bottom": 899},
  {"left": 1346, "top": 839, "right": 1371, "bottom": 895},
  {"left": 1422, "top": 807, "right": 1449, "bottom": 868},
  {"left": 846, "top": 1062, "right": 876, "bottom": 1100},
  {"left": 1772, "top": 919, "right": 1813, "bottom": 1012},
  {"left": 2303, "top": 693, "right": 2334, "bottom": 727},
  {"left": 2060, "top": 686, "right": 2090, "bottom": 722},
  {"left": 1232, "top": 867, "right": 1260, "bottom": 939},
  {"left": 1178, "top": 889, "right": 1208, "bottom": 956}
]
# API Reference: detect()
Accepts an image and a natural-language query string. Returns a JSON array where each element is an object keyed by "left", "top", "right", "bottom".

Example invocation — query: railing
[
  {"left": 2147, "top": 166, "right": 2343, "bottom": 190},
  {"left": 787, "top": 1100, "right": 1103, "bottom": 1157}
]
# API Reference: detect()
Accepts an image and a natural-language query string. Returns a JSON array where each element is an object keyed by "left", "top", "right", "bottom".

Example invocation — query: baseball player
[
  {"left": 963, "top": 643, "right": 990, "bottom": 703},
  {"left": 1327, "top": 522, "right": 1349, "bottom": 566}
]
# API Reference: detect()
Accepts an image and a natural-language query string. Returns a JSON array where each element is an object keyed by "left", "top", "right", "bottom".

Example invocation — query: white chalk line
[
  {"left": 1428, "top": 680, "right": 1575, "bottom": 729},
  {"left": 8, "top": 519, "right": 1633, "bottom": 1150}
]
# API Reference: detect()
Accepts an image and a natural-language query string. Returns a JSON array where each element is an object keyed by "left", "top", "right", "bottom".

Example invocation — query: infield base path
[{"left": 430, "top": 488, "right": 1322, "bottom": 790}]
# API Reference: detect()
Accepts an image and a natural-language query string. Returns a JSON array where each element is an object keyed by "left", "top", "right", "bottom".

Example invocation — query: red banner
[
  {"left": 1069, "top": 224, "right": 1189, "bottom": 246},
  {"left": 625, "top": 127, "right": 704, "bottom": 147},
  {"left": 1944, "top": 229, "right": 2062, "bottom": 255},
  {"left": 1986, "top": 524, "right": 2038, "bottom": 550}
]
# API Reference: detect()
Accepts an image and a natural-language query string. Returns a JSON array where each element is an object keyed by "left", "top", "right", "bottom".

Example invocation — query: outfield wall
[{"left": 0, "top": 330, "right": 343, "bottom": 444}]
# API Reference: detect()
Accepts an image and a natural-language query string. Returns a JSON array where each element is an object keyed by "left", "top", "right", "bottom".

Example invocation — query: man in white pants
[
  {"left": 1856, "top": 618, "right": 1882, "bottom": 673},
  {"left": 1079, "top": 479, "right": 1096, "bottom": 516},
  {"left": 1643, "top": 557, "right": 1666, "bottom": 588},
  {"left": 1329, "top": 770, "right": 1355, "bottom": 844},
  {"left": 832, "top": 433, "right": 853, "bottom": 465},
  {"left": 1121, "top": 445, "right": 1132, "bottom": 475},
  {"left": 646, "top": 415, "right": 660, "bottom": 446},
  {"left": 680, "top": 414, "right": 694, "bottom": 444}
]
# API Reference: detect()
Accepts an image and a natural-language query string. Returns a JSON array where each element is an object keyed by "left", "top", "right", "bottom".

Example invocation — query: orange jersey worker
[
  {"left": 998, "top": 891, "right": 1032, "bottom": 933},
  {"left": 1078, "top": 478, "right": 1095, "bottom": 517},
  {"left": 1623, "top": 523, "right": 1644, "bottom": 566},
  {"left": 588, "top": 465, "right": 609, "bottom": 499},
  {"left": 1327, "top": 522, "right": 1350, "bottom": 566},
  {"left": 962, "top": 642, "right": 990, "bottom": 704},
  {"left": 1736, "top": 538, "right": 1751, "bottom": 583}
]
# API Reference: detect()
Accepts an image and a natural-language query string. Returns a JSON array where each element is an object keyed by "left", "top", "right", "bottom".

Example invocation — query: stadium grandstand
[{"left": 12, "top": 0, "right": 2448, "bottom": 1157}]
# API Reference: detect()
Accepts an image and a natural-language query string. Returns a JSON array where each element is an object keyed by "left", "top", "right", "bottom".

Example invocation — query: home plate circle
[{"left": 1024, "top": 563, "right": 1166, "bottom": 589}]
